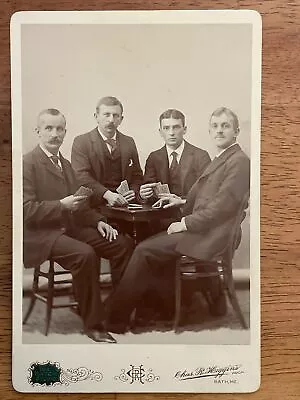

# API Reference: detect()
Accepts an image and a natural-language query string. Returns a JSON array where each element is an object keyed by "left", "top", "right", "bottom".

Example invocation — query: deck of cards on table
[{"left": 11, "top": 10, "right": 261, "bottom": 393}]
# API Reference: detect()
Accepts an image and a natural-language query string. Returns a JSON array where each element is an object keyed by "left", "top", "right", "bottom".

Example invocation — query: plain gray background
[{"left": 21, "top": 23, "right": 252, "bottom": 270}]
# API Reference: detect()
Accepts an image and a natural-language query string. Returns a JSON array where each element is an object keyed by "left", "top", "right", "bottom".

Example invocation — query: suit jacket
[
  {"left": 176, "top": 144, "right": 250, "bottom": 260},
  {"left": 71, "top": 128, "right": 143, "bottom": 203},
  {"left": 143, "top": 141, "right": 211, "bottom": 197},
  {"left": 23, "top": 146, "right": 104, "bottom": 268}
]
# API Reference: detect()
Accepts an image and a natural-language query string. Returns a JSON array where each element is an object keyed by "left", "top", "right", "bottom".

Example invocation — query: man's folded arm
[
  {"left": 184, "top": 157, "right": 250, "bottom": 233},
  {"left": 71, "top": 137, "right": 109, "bottom": 201}
]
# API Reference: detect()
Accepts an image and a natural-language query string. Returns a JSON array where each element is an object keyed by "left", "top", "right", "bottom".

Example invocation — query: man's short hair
[
  {"left": 210, "top": 107, "right": 239, "bottom": 132},
  {"left": 37, "top": 108, "right": 66, "bottom": 127},
  {"left": 96, "top": 96, "right": 124, "bottom": 114},
  {"left": 159, "top": 109, "right": 186, "bottom": 127}
]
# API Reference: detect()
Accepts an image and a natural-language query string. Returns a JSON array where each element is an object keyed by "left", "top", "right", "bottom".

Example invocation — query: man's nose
[
  {"left": 51, "top": 129, "right": 59, "bottom": 137},
  {"left": 107, "top": 114, "right": 114, "bottom": 122}
]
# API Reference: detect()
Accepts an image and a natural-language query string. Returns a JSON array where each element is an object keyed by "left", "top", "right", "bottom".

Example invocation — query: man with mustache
[
  {"left": 23, "top": 108, "right": 134, "bottom": 343},
  {"left": 71, "top": 96, "right": 143, "bottom": 208},
  {"left": 106, "top": 107, "right": 250, "bottom": 333}
]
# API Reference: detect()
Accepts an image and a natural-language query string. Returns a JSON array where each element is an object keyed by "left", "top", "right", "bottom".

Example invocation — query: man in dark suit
[
  {"left": 71, "top": 96, "right": 143, "bottom": 207},
  {"left": 140, "top": 109, "right": 210, "bottom": 202},
  {"left": 137, "top": 109, "right": 211, "bottom": 322},
  {"left": 106, "top": 107, "right": 250, "bottom": 333},
  {"left": 23, "top": 108, "right": 134, "bottom": 343}
]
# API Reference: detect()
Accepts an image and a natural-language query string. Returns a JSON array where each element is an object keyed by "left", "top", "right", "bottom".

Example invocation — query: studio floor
[{"left": 22, "top": 289, "right": 250, "bottom": 345}]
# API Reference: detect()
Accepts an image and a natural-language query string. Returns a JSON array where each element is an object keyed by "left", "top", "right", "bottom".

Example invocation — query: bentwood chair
[{"left": 173, "top": 192, "right": 250, "bottom": 332}]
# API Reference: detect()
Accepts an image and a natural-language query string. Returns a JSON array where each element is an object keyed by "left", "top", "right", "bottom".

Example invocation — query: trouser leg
[
  {"left": 50, "top": 234, "right": 105, "bottom": 331},
  {"left": 73, "top": 227, "right": 134, "bottom": 287},
  {"left": 107, "top": 231, "right": 186, "bottom": 324}
]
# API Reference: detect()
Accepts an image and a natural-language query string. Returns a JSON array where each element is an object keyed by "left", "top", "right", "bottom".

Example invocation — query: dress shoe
[{"left": 85, "top": 329, "right": 117, "bottom": 343}]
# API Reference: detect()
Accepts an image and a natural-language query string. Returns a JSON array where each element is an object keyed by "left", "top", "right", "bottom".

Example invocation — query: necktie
[
  {"left": 105, "top": 138, "right": 117, "bottom": 153},
  {"left": 170, "top": 151, "right": 179, "bottom": 170},
  {"left": 50, "top": 155, "right": 62, "bottom": 171}
]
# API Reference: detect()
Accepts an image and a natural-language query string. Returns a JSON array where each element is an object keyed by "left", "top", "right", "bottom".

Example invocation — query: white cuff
[{"left": 180, "top": 217, "right": 187, "bottom": 231}]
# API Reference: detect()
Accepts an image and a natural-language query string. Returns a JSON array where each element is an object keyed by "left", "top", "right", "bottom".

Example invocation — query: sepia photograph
[{"left": 12, "top": 10, "right": 261, "bottom": 392}]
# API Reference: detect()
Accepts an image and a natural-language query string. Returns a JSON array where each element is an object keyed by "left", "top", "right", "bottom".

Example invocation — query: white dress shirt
[{"left": 166, "top": 140, "right": 185, "bottom": 167}]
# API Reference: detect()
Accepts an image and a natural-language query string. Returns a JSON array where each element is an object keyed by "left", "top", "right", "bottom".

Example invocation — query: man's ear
[
  {"left": 235, "top": 127, "right": 240, "bottom": 138},
  {"left": 183, "top": 126, "right": 187, "bottom": 135},
  {"left": 35, "top": 127, "right": 40, "bottom": 137}
]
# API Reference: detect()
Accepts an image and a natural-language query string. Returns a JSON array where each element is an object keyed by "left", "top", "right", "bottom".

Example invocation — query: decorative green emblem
[
  {"left": 28, "top": 361, "right": 103, "bottom": 387},
  {"left": 29, "top": 362, "right": 61, "bottom": 386}
]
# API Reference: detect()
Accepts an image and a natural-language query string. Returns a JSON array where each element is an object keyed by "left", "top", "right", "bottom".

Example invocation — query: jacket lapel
[
  {"left": 34, "top": 146, "right": 65, "bottom": 181},
  {"left": 90, "top": 128, "right": 105, "bottom": 170},
  {"left": 117, "top": 131, "right": 131, "bottom": 177},
  {"left": 199, "top": 144, "right": 241, "bottom": 180},
  {"left": 158, "top": 146, "right": 170, "bottom": 183},
  {"left": 178, "top": 141, "right": 194, "bottom": 191},
  {"left": 60, "top": 154, "right": 77, "bottom": 194}
]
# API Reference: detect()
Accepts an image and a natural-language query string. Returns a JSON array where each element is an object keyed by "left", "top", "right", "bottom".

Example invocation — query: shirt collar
[
  {"left": 166, "top": 140, "right": 185, "bottom": 159},
  {"left": 215, "top": 142, "right": 238, "bottom": 158},
  {"left": 39, "top": 144, "right": 59, "bottom": 159},
  {"left": 97, "top": 127, "right": 117, "bottom": 142}
]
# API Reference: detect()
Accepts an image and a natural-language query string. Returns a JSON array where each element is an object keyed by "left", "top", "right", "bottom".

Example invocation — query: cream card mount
[{"left": 11, "top": 9, "right": 261, "bottom": 393}]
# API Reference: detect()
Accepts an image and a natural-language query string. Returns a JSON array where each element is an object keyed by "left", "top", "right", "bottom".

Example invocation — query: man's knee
[
  {"left": 77, "top": 242, "right": 97, "bottom": 263},
  {"left": 116, "top": 233, "right": 134, "bottom": 254}
]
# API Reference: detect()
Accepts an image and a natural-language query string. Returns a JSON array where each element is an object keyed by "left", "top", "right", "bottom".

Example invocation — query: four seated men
[{"left": 23, "top": 103, "right": 250, "bottom": 339}]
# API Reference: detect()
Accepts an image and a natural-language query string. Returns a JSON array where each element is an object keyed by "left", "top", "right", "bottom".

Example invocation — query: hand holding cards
[
  {"left": 140, "top": 182, "right": 170, "bottom": 200},
  {"left": 153, "top": 182, "right": 170, "bottom": 198},
  {"left": 116, "top": 180, "right": 129, "bottom": 196},
  {"left": 116, "top": 180, "right": 135, "bottom": 202}
]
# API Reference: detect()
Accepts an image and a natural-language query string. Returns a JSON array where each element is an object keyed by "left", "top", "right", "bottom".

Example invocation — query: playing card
[
  {"left": 116, "top": 180, "right": 129, "bottom": 195},
  {"left": 74, "top": 185, "right": 93, "bottom": 197}
]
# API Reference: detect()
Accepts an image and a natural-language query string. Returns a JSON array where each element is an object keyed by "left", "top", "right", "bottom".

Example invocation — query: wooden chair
[
  {"left": 173, "top": 192, "right": 250, "bottom": 332},
  {"left": 23, "top": 259, "right": 113, "bottom": 336},
  {"left": 23, "top": 260, "right": 78, "bottom": 336}
]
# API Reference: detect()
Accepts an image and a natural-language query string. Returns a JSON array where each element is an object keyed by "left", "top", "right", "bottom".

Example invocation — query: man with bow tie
[
  {"left": 106, "top": 107, "right": 250, "bottom": 333},
  {"left": 23, "top": 108, "right": 134, "bottom": 343},
  {"left": 71, "top": 96, "right": 143, "bottom": 207}
]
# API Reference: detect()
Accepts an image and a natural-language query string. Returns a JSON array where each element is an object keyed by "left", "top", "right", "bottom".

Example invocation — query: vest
[{"left": 99, "top": 138, "right": 123, "bottom": 191}]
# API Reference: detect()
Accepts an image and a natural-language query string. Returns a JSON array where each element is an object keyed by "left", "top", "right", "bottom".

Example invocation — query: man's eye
[
  {"left": 45, "top": 126, "right": 52, "bottom": 131},
  {"left": 57, "top": 127, "right": 64, "bottom": 132}
]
